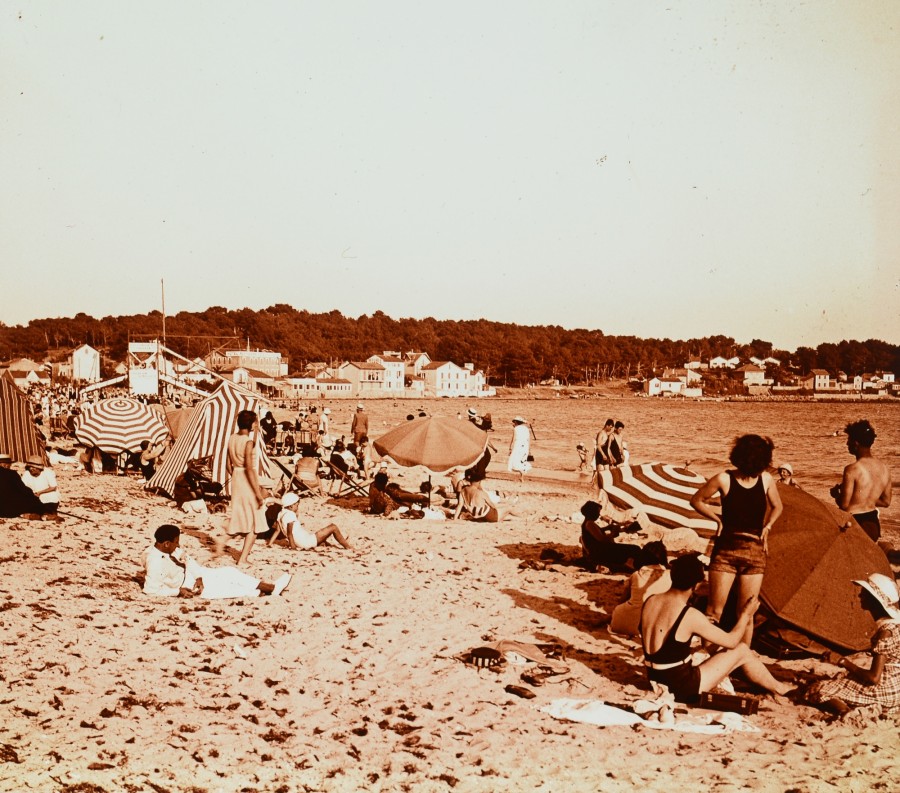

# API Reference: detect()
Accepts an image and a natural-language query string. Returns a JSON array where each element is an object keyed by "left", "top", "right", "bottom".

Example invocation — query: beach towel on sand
[{"left": 540, "top": 698, "right": 759, "bottom": 734}]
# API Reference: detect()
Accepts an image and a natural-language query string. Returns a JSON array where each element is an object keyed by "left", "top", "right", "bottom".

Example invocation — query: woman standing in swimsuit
[
  {"left": 690, "top": 434, "right": 782, "bottom": 646},
  {"left": 640, "top": 554, "right": 793, "bottom": 704}
]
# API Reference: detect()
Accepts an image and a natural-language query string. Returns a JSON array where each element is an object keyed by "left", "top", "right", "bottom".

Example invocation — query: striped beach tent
[
  {"left": 599, "top": 462, "right": 718, "bottom": 537},
  {"left": 146, "top": 381, "right": 273, "bottom": 498},
  {"left": 74, "top": 397, "right": 170, "bottom": 453},
  {"left": 0, "top": 372, "right": 47, "bottom": 464}
]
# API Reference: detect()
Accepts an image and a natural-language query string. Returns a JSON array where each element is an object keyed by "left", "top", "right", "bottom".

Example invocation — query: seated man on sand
[
  {"left": 0, "top": 453, "right": 45, "bottom": 519},
  {"left": 640, "top": 553, "right": 793, "bottom": 704},
  {"left": 369, "top": 471, "right": 399, "bottom": 516},
  {"left": 271, "top": 492, "right": 353, "bottom": 551},
  {"left": 580, "top": 499, "right": 642, "bottom": 572},
  {"left": 143, "top": 524, "right": 291, "bottom": 599},
  {"left": 20, "top": 455, "right": 61, "bottom": 517}
]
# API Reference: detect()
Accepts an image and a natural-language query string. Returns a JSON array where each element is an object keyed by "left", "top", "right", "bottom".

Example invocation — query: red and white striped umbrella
[
  {"left": 75, "top": 398, "right": 170, "bottom": 453},
  {"left": 599, "top": 462, "right": 718, "bottom": 537}
]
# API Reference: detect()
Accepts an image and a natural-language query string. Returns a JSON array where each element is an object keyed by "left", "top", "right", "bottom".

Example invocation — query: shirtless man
[{"left": 832, "top": 420, "right": 892, "bottom": 542}]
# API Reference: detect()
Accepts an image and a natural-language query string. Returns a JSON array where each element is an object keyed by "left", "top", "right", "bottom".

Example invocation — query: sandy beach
[{"left": 2, "top": 450, "right": 899, "bottom": 793}]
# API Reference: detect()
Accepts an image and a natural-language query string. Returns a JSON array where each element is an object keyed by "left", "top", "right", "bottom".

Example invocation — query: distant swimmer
[{"left": 830, "top": 420, "right": 892, "bottom": 543}]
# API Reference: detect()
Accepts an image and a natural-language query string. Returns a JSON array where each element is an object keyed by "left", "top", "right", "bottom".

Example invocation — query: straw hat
[
  {"left": 854, "top": 573, "right": 900, "bottom": 620},
  {"left": 323, "top": 408, "right": 331, "bottom": 415},
  {"left": 25, "top": 455, "right": 44, "bottom": 468},
  {"left": 512, "top": 416, "right": 527, "bottom": 424},
  {"left": 357, "top": 404, "right": 364, "bottom": 410},
  {"left": 281, "top": 492, "right": 300, "bottom": 507},
  {"left": 777, "top": 462, "right": 793, "bottom": 475},
  {"left": 467, "top": 408, "right": 477, "bottom": 417},
  {"left": 0, "top": 453, "right": 11, "bottom": 463}
]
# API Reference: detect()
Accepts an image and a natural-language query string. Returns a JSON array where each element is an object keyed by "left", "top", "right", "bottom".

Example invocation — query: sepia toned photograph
[{"left": 1, "top": 3, "right": 898, "bottom": 791}]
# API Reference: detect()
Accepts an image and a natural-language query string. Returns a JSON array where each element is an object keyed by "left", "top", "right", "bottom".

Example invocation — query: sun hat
[
  {"left": 281, "top": 492, "right": 300, "bottom": 507},
  {"left": 512, "top": 416, "right": 527, "bottom": 424},
  {"left": 467, "top": 408, "right": 477, "bottom": 417},
  {"left": 854, "top": 573, "right": 900, "bottom": 620},
  {"left": 25, "top": 455, "right": 44, "bottom": 468},
  {"left": 0, "top": 453, "right": 11, "bottom": 463},
  {"left": 323, "top": 408, "right": 331, "bottom": 415},
  {"left": 357, "top": 404, "right": 364, "bottom": 410},
  {"left": 777, "top": 462, "right": 793, "bottom": 475}
]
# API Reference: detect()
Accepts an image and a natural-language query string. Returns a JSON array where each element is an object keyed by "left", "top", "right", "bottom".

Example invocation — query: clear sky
[{"left": 2, "top": 2, "right": 898, "bottom": 351}]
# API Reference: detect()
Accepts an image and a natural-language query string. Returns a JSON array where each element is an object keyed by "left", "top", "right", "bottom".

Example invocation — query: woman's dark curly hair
[{"left": 729, "top": 434, "right": 774, "bottom": 477}]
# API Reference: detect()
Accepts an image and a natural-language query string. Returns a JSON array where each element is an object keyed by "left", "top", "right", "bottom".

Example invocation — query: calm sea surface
[{"left": 323, "top": 397, "right": 898, "bottom": 522}]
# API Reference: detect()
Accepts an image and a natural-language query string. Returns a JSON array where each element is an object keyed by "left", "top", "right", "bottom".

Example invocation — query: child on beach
[{"left": 271, "top": 492, "right": 353, "bottom": 551}]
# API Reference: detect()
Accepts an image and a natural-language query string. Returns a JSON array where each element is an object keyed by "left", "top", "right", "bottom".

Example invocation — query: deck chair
[
  {"left": 289, "top": 455, "right": 326, "bottom": 498},
  {"left": 324, "top": 454, "right": 371, "bottom": 498}
]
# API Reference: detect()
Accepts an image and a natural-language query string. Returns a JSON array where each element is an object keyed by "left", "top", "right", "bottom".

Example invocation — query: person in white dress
[{"left": 507, "top": 416, "right": 532, "bottom": 482}]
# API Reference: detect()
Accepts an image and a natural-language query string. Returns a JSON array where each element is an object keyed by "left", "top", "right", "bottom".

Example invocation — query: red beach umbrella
[
  {"left": 760, "top": 484, "right": 892, "bottom": 652},
  {"left": 373, "top": 415, "right": 488, "bottom": 474},
  {"left": 75, "top": 397, "right": 170, "bottom": 454}
]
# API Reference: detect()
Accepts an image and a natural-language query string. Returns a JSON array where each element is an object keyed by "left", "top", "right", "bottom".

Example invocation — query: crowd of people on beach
[{"left": 2, "top": 380, "right": 897, "bottom": 723}]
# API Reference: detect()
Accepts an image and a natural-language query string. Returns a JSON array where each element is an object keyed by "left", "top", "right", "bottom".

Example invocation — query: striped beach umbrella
[
  {"left": 74, "top": 397, "right": 170, "bottom": 453},
  {"left": 147, "top": 381, "right": 273, "bottom": 498},
  {"left": 599, "top": 462, "right": 718, "bottom": 537},
  {"left": 0, "top": 372, "right": 47, "bottom": 464}
]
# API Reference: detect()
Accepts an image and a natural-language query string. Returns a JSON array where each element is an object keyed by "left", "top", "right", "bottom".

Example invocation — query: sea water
[{"left": 339, "top": 397, "right": 898, "bottom": 520}]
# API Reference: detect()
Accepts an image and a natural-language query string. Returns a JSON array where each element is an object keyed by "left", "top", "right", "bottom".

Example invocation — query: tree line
[{"left": 1, "top": 306, "right": 897, "bottom": 387}]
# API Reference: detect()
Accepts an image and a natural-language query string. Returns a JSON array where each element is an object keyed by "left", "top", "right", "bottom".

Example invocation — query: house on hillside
[
  {"left": 316, "top": 377, "right": 352, "bottom": 395},
  {"left": 663, "top": 367, "right": 702, "bottom": 385},
  {"left": 279, "top": 375, "right": 320, "bottom": 399},
  {"left": 644, "top": 377, "right": 686, "bottom": 396},
  {"left": 732, "top": 364, "right": 767, "bottom": 387},
  {"left": 338, "top": 361, "right": 386, "bottom": 396},
  {"left": 404, "top": 352, "right": 432, "bottom": 380},
  {"left": 421, "top": 361, "right": 468, "bottom": 397},
  {"left": 206, "top": 348, "right": 288, "bottom": 378},
  {"left": 72, "top": 344, "right": 101, "bottom": 382},
  {"left": 368, "top": 353, "right": 405, "bottom": 394},
  {"left": 801, "top": 369, "right": 832, "bottom": 391},
  {"left": 709, "top": 356, "right": 730, "bottom": 369}
]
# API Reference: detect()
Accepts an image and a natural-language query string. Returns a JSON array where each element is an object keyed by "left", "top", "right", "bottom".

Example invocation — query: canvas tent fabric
[
  {"left": 146, "top": 381, "right": 273, "bottom": 498},
  {"left": 759, "top": 483, "right": 893, "bottom": 653},
  {"left": 163, "top": 407, "right": 196, "bottom": 440},
  {"left": 0, "top": 372, "right": 48, "bottom": 464}
]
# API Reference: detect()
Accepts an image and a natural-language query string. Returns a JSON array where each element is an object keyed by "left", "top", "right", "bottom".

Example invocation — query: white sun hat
[{"left": 854, "top": 573, "right": 900, "bottom": 620}]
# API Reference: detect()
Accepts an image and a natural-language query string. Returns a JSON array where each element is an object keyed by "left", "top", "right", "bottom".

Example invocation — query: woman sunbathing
[
  {"left": 640, "top": 554, "right": 793, "bottom": 704},
  {"left": 453, "top": 470, "right": 520, "bottom": 523}
]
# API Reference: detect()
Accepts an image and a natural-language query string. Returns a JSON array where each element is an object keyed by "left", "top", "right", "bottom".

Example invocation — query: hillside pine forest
[{"left": 1, "top": 305, "right": 898, "bottom": 387}]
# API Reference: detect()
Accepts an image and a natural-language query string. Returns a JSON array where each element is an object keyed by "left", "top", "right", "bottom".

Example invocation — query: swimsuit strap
[{"left": 641, "top": 602, "right": 691, "bottom": 657}]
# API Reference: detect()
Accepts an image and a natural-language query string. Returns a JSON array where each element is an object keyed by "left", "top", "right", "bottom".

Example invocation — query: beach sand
[{"left": 2, "top": 462, "right": 899, "bottom": 793}]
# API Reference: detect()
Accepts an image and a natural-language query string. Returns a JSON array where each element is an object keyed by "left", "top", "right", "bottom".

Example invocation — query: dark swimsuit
[
  {"left": 641, "top": 603, "right": 702, "bottom": 703},
  {"left": 852, "top": 510, "right": 881, "bottom": 543}
]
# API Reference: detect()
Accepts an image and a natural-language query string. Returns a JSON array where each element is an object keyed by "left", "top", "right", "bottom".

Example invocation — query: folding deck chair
[{"left": 324, "top": 455, "right": 372, "bottom": 498}]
